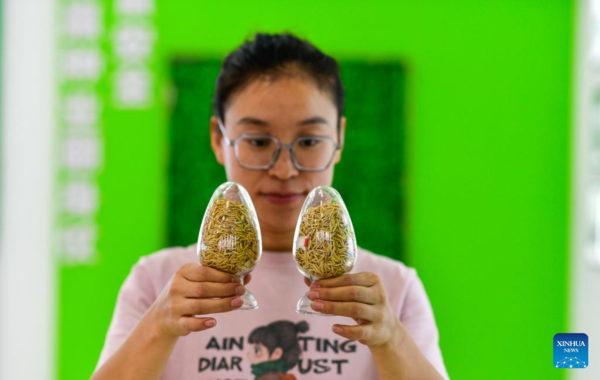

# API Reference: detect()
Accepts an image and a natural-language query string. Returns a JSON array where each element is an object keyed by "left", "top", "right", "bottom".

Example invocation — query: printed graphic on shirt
[
  {"left": 198, "top": 320, "right": 356, "bottom": 379},
  {"left": 247, "top": 320, "right": 307, "bottom": 380}
]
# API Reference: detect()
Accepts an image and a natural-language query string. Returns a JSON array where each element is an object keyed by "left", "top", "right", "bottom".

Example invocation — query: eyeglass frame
[{"left": 217, "top": 119, "right": 343, "bottom": 172}]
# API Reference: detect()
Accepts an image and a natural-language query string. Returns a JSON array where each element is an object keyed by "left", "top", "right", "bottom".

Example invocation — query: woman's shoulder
[
  {"left": 354, "top": 246, "right": 416, "bottom": 281},
  {"left": 132, "top": 243, "right": 197, "bottom": 285},
  {"left": 354, "top": 246, "right": 418, "bottom": 306}
]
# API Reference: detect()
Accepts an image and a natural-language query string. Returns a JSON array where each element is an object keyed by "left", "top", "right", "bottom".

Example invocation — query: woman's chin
[
  {"left": 257, "top": 199, "right": 302, "bottom": 217},
  {"left": 256, "top": 210, "right": 296, "bottom": 233},
  {"left": 261, "top": 218, "right": 297, "bottom": 234}
]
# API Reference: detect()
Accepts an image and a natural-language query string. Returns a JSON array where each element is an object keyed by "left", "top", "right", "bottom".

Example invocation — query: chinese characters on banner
[
  {"left": 113, "top": 0, "right": 156, "bottom": 108},
  {"left": 59, "top": 0, "right": 155, "bottom": 265}
]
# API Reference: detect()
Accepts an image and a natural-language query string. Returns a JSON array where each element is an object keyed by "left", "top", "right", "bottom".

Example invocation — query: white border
[
  {"left": 570, "top": 0, "right": 600, "bottom": 379},
  {"left": 0, "top": 0, "right": 57, "bottom": 379}
]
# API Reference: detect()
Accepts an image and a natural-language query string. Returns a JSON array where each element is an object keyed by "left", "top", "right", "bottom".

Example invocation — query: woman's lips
[{"left": 261, "top": 193, "right": 305, "bottom": 205}]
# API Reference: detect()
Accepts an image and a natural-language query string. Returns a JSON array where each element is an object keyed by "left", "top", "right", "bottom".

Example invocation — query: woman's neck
[{"left": 261, "top": 228, "right": 294, "bottom": 252}]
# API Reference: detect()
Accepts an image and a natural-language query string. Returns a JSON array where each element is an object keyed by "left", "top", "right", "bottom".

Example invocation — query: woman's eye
[
  {"left": 298, "top": 139, "right": 321, "bottom": 148},
  {"left": 254, "top": 346, "right": 261, "bottom": 354},
  {"left": 246, "top": 139, "right": 271, "bottom": 148}
]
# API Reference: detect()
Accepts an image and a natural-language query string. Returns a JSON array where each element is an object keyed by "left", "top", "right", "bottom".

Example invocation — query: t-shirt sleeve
[
  {"left": 399, "top": 270, "right": 449, "bottom": 380},
  {"left": 95, "top": 257, "right": 158, "bottom": 370}
]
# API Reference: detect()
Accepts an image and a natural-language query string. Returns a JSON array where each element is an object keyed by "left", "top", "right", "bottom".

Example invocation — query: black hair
[
  {"left": 214, "top": 32, "right": 344, "bottom": 126},
  {"left": 248, "top": 320, "right": 309, "bottom": 370}
]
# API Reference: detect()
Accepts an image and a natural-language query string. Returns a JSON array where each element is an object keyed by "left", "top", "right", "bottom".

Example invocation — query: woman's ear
[
  {"left": 334, "top": 116, "right": 346, "bottom": 164},
  {"left": 270, "top": 347, "right": 283, "bottom": 361},
  {"left": 210, "top": 115, "right": 225, "bottom": 165}
]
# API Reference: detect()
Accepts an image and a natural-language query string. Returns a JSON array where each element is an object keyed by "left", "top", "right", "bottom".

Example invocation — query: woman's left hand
[{"left": 305, "top": 272, "right": 403, "bottom": 348}]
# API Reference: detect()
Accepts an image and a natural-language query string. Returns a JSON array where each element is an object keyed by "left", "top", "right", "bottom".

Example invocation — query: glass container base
[
  {"left": 295, "top": 292, "right": 333, "bottom": 316},
  {"left": 240, "top": 289, "right": 258, "bottom": 310}
]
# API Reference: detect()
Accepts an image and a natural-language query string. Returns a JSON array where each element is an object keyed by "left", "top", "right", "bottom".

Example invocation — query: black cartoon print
[{"left": 246, "top": 320, "right": 309, "bottom": 380}]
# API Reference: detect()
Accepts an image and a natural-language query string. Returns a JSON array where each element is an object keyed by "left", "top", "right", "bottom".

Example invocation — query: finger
[
  {"left": 311, "top": 300, "right": 379, "bottom": 321},
  {"left": 307, "top": 285, "right": 377, "bottom": 305},
  {"left": 179, "top": 296, "right": 243, "bottom": 315},
  {"left": 179, "top": 264, "right": 241, "bottom": 283},
  {"left": 181, "top": 281, "right": 245, "bottom": 299},
  {"left": 304, "top": 277, "right": 311, "bottom": 287},
  {"left": 243, "top": 273, "right": 252, "bottom": 285},
  {"left": 332, "top": 323, "right": 374, "bottom": 342},
  {"left": 179, "top": 317, "right": 218, "bottom": 333},
  {"left": 312, "top": 272, "right": 380, "bottom": 289}
]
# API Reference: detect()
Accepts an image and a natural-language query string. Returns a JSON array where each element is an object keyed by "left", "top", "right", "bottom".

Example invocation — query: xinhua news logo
[{"left": 554, "top": 333, "right": 588, "bottom": 369}]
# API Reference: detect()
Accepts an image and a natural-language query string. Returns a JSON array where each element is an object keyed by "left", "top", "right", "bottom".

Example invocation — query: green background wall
[{"left": 58, "top": 1, "right": 574, "bottom": 379}]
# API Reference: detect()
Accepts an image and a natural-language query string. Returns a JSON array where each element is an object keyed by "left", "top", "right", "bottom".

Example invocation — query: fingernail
[
  {"left": 231, "top": 298, "right": 243, "bottom": 307},
  {"left": 312, "top": 301, "right": 324, "bottom": 310},
  {"left": 236, "top": 285, "right": 245, "bottom": 295},
  {"left": 205, "top": 320, "right": 216, "bottom": 327},
  {"left": 308, "top": 290, "right": 319, "bottom": 299},
  {"left": 231, "top": 277, "right": 241, "bottom": 283},
  {"left": 332, "top": 326, "right": 343, "bottom": 334},
  {"left": 311, "top": 283, "right": 320, "bottom": 289}
]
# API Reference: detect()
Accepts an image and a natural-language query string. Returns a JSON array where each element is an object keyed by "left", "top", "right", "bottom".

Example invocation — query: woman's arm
[
  {"left": 92, "top": 264, "right": 249, "bottom": 380},
  {"left": 306, "top": 273, "right": 444, "bottom": 380},
  {"left": 368, "top": 320, "right": 444, "bottom": 380},
  {"left": 90, "top": 307, "right": 180, "bottom": 380}
]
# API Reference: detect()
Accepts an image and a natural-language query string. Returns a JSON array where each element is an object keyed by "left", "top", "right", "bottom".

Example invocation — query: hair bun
[{"left": 295, "top": 321, "right": 309, "bottom": 334}]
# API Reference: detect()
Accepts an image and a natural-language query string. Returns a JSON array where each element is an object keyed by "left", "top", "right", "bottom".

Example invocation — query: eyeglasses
[{"left": 218, "top": 120, "right": 341, "bottom": 172}]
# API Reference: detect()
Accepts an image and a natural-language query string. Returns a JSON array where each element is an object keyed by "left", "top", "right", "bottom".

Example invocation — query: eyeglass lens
[{"left": 235, "top": 136, "right": 336, "bottom": 170}]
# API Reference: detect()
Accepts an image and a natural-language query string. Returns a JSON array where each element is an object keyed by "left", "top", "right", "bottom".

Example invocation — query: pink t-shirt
[{"left": 97, "top": 245, "right": 449, "bottom": 380}]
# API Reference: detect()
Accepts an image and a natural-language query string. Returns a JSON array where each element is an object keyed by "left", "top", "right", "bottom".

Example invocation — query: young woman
[{"left": 92, "top": 33, "right": 448, "bottom": 380}]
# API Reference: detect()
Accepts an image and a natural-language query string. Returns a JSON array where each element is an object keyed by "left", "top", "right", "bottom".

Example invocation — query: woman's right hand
[
  {"left": 149, "top": 263, "right": 251, "bottom": 337},
  {"left": 91, "top": 264, "right": 250, "bottom": 380}
]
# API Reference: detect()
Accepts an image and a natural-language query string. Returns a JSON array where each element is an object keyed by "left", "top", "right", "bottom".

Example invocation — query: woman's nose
[{"left": 267, "top": 147, "right": 299, "bottom": 180}]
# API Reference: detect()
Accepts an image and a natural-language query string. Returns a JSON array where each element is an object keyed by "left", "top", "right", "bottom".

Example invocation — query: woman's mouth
[{"left": 261, "top": 192, "right": 305, "bottom": 205}]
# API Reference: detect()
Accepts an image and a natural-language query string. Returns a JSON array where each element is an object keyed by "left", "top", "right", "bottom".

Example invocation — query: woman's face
[{"left": 210, "top": 76, "right": 345, "bottom": 243}]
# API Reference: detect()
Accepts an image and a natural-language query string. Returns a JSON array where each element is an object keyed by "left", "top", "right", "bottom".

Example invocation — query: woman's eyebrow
[
  {"left": 298, "top": 116, "right": 329, "bottom": 126},
  {"left": 236, "top": 117, "right": 270, "bottom": 127},
  {"left": 235, "top": 116, "right": 330, "bottom": 127}
]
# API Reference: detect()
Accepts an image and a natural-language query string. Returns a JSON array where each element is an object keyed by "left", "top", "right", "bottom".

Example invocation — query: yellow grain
[
  {"left": 295, "top": 202, "right": 354, "bottom": 278},
  {"left": 199, "top": 198, "right": 259, "bottom": 275}
]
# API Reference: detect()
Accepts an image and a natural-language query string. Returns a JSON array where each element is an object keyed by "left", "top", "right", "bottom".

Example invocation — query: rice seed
[
  {"left": 295, "top": 202, "right": 354, "bottom": 279},
  {"left": 199, "top": 198, "right": 259, "bottom": 275}
]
